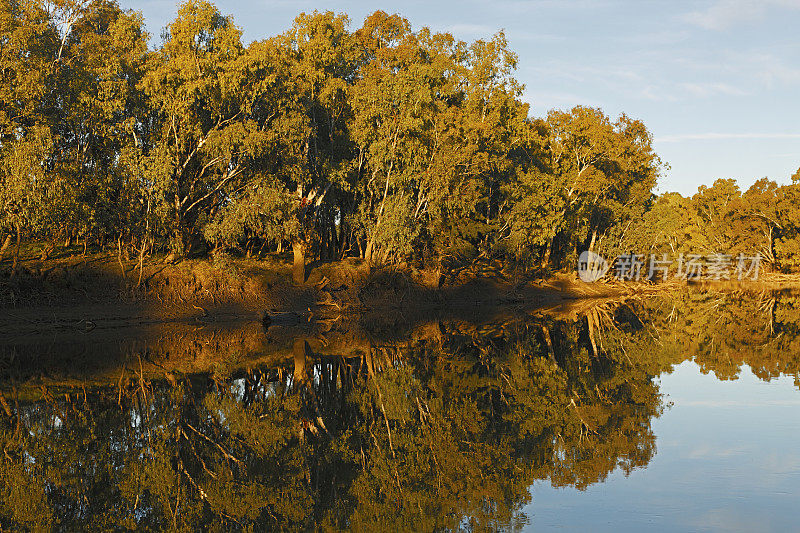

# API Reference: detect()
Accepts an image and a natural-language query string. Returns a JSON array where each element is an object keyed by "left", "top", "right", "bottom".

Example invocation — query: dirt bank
[{"left": 2, "top": 247, "right": 786, "bottom": 337}]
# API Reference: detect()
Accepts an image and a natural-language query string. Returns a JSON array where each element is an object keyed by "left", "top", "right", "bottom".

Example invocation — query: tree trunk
[
  {"left": 0, "top": 234, "right": 11, "bottom": 263},
  {"left": 292, "top": 240, "right": 305, "bottom": 285},
  {"left": 366, "top": 165, "right": 393, "bottom": 265},
  {"left": 541, "top": 238, "right": 552, "bottom": 269},
  {"left": 40, "top": 244, "right": 52, "bottom": 261},
  {"left": 365, "top": 240, "right": 374, "bottom": 264},
  {"left": 173, "top": 194, "right": 185, "bottom": 256},
  {"left": 766, "top": 225, "right": 775, "bottom": 270},
  {"left": 588, "top": 229, "right": 597, "bottom": 254},
  {"left": 136, "top": 237, "right": 147, "bottom": 288},
  {"left": 66, "top": 228, "right": 78, "bottom": 250},
  {"left": 338, "top": 220, "right": 347, "bottom": 259},
  {"left": 40, "top": 229, "right": 62, "bottom": 261},
  {"left": 329, "top": 222, "right": 338, "bottom": 262},
  {"left": 10, "top": 226, "right": 21, "bottom": 278},
  {"left": 117, "top": 235, "right": 126, "bottom": 279}
]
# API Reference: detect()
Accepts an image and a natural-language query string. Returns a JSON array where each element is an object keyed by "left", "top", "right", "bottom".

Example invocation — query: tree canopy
[{"left": 1, "top": 0, "right": 798, "bottom": 280}]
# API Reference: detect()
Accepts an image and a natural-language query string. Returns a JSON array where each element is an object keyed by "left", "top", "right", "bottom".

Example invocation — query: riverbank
[
  {"left": 1, "top": 248, "right": 795, "bottom": 398},
  {"left": 0, "top": 245, "right": 616, "bottom": 316},
  {"left": 1, "top": 247, "right": 792, "bottom": 331}
]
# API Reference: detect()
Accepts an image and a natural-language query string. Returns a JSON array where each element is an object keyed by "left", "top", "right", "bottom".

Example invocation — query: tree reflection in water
[{"left": 2, "top": 289, "right": 799, "bottom": 531}]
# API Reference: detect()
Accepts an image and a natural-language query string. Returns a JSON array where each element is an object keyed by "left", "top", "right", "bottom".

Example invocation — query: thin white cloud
[
  {"left": 684, "top": 0, "right": 800, "bottom": 30},
  {"left": 504, "top": 30, "right": 566, "bottom": 43},
  {"left": 667, "top": 50, "right": 800, "bottom": 92},
  {"left": 679, "top": 82, "right": 748, "bottom": 97},
  {"left": 659, "top": 133, "right": 800, "bottom": 143},
  {"left": 639, "top": 85, "right": 680, "bottom": 102},
  {"left": 745, "top": 52, "right": 800, "bottom": 86},
  {"left": 614, "top": 29, "right": 691, "bottom": 46},
  {"left": 464, "top": 0, "right": 614, "bottom": 12}
]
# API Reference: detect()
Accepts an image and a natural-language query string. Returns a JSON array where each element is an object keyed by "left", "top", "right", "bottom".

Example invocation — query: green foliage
[
  {"left": 501, "top": 106, "right": 663, "bottom": 269},
  {"left": 618, "top": 174, "right": 800, "bottom": 274},
  {"left": 0, "top": 127, "right": 54, "bottom": 235},
  {"left": 3, "top": 1, "right": 800, "bottom": 278}
]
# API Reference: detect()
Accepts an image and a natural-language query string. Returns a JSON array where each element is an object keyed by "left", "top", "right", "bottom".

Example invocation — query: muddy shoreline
[
  {"left": 2, "top": 252, "right": 790, "bottom": 394},
  {"left": 2, "top": 251, "right": 785, "bottom": 346}
]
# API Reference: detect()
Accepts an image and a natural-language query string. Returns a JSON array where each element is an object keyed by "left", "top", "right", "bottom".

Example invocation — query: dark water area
[{"left": 1, "top": 289, "right": 799, "bottom": 531}]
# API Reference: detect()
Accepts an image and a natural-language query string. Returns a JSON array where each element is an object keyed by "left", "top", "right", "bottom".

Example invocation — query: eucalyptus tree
[
  {"left": 0, "top": 0, "right": 148, "bottom": 259},
  {"left": 774, "top": 172, "right": 800, "bottom": 271},
  {"left": 619, "top": 191, "right": 693, "bottom": 257},
  {"left": 516, "top": 106, "right": 661, "bottom": 268},
  {"left": 346, "top": 11, "right": 421, "bottom": 265},
  {"left": 49, "top": 0, "right": 149, "bottom": 250},
  {"left": 256, "top": 11, "right": 358, "bottom": 283},
  {"left": 0, "top": 0, "right": 58, "bottom": 262},
  {"left": 0, "top": 127, "right": 53, "bottom": 272},
  {"left": 349, "top": 12, "right": 526, "bottom": 271},
  {"left": 502, "top": 118, "right": 559, "bottom": 265},
  {"left": 728, "top": 178, "right": 785, "bottom": 269},
  {"left": 0, "top": 0, "right": 55, "bottom": 136},
  {"left": 0, "top": 0, "right": 687, "bottom": 280},
  {"left": 687, "top": 178, "right": 740, "bottom": 254},
  {"left": 203, "top": 11, "right": 358, "bottom": 283},
  {"left": 423, "top": 31, "right": 527, "bottom": 270},
  {"left": 141, "top": 0, "right": 252, "bottom": 256}
]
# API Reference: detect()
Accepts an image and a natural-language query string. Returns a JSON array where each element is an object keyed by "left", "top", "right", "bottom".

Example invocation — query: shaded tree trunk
[
  {"left": 0, "top": 234, "right": 11, "bottom": 263},
  {"left": 765, "top": 225, "right": 776, "bottom": 270},
  {"left": 364, "top": 240, "right": 375, "bottom": 264},
  {"left": 117, "top": 235, "right": 126, "bottom": 279},
  {"left": 10, "top": 226, "right": 21, "bottom": 278},
  {"left": 136, "top": 236, "right": 148, "bottom": 288},
  {"left": 338, "top": 221, "right": 349, "bottom": 259},
  {"left": 365, "top": 162, "right": 393, "bottom": 265},
  {"left": 329, "top": 222, "right": 338, "bottom": 261},
  {"left": 292, "top": 240, "right": 305, "bottom": 285},
  {"left": 40, "top": 229, "right": 62, "bottom": 261},
  {"left": 541, "top": 239, "right": 552, "bottom": 269},
  {"left": 173, "top": 193, "right": 186, "bottom": 256}
]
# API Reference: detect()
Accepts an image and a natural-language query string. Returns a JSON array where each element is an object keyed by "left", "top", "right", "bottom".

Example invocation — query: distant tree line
[
  {"left": 1, "top": 0, "right": 797, "bottom": 282},
  {"left": 620, "top": 174, "right": 800, "bottom": 274}
]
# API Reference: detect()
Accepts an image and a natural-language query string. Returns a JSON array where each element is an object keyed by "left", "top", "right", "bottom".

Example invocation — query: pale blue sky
[{"left": 129, "top": 0, "right": 800, "bottom": 195}]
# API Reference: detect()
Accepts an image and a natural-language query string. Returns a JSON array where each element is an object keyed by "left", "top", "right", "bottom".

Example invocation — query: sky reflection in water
[{"left": 529, "top": 361, "right": 800, "bottom": 532}]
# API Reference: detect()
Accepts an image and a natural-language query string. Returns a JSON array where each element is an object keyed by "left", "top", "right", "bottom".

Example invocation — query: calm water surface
[
  {"left": 1, "top": 289, "right": 798, "bottom": 531},
  {"left": 529, "top": 361, "right": 800, "bottom": 532}
]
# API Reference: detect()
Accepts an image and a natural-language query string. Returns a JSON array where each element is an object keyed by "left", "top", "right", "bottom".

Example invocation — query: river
[{"left": 0, "top": 288, "right": 797, "bottom": 531}]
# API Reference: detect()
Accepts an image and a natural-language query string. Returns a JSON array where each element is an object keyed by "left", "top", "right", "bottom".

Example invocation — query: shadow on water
[{"left": 1, "top": 288, "right": 800, "bottom": 530}]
